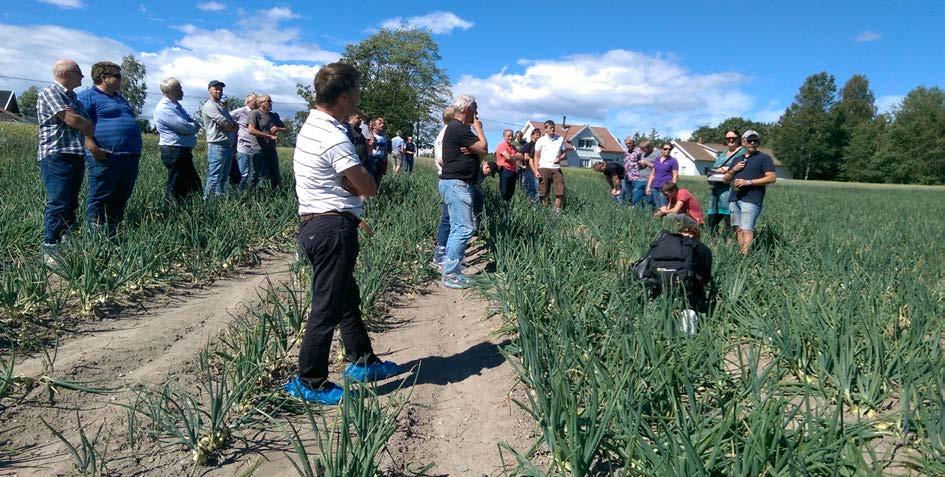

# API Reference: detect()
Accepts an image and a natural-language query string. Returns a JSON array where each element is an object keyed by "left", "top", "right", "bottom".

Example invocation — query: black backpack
[{"left": 632, "top": 231, "right": 700, "bottom": 296}]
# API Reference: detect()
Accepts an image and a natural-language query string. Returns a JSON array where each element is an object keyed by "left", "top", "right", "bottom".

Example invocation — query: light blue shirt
[
  {"left": 391, "top": 135, "right": 405, "bottom": 154},
  {"left": 154, "top": 97, "right": 199, "bottom": 148}
]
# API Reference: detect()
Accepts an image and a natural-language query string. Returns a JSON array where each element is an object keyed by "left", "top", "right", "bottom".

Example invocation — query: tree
[
  {"left": 120, "top": 55, "right": 147, "bottom": 117},
  {"left": 835, "top": 74, "right": 876, "bottom": 126},
  {"left": 689, "top": 117, "right": 772, "bottom": 144},
  {"left": 298, "top": 28, "right": 451, "bottom": 140},
  {"left": 875, "top": 86, "right": 945, "bottom": 184},
  {"left": 834, "top": 74, "right": 877, "bottom": 181},
  {"left": 18, "top": 86, "right": 39, "bottom": 120},
  {"left": 771, "top": 72, "right": 843, "bottom": 180},
  {"left": 839, "top": 115, "right": 889, "bottom": 183}
]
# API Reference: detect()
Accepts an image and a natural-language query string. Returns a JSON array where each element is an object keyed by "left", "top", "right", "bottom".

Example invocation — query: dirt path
[
  {"left": 377, "top": 260, "right": 535, "bottom": 476},
  {"left": 2, "top": 252, "right": 297, "bottom": 476}
]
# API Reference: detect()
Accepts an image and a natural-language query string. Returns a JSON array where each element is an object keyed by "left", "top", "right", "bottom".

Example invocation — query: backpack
[{"left": 632, "top": 231, "right": 700, "bottom": 296}]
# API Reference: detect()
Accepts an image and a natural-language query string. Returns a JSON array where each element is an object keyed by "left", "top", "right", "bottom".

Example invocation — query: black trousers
[
  {"left": 297, "top": 215, "right": 376, "bottom": 384},
  {"left": 499, "top": 169, "right": 517, "bottom": 202},
  {"left": 159, "top": 145, "right": 202, "bottom": 204}
]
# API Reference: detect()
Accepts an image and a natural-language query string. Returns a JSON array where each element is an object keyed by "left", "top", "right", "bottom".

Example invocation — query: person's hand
[
  {"left": 473, "top": 118, "right": 483, "bottom": 130},
  {"left": 534, "top": 170, "right": 542, "bottom": 179},
  {"left": 269, "top": 126, "right": 279, "bottom": 134},
  {"left": 90, "top": 147, "right": 110, "bottom": 161},
  {"left": 653, "top": 210, "right": 663, "bottom": 218},
  {"left": 733, "top": 178, "right": 750, "bottom": 188},
  {"left": 611, "top": 188, "right": 620, "bottom": 197},
  {"left": 645, "top": 187, "right": 651, "bottom": 196},
  {"left": 460, "top": 146, "right": 470, "bottom": 155},
  {"left": 731, "top": 161, "right": 746, "bottom": 172},
  {"left": 270, "top": 133, "right": 279, "bottom": 140},
  {"left": 358, "top": 219, "right": 372, "bottom": 236}
]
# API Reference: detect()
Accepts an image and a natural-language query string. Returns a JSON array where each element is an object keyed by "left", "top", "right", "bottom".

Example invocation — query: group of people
[
  {"left": 342, "top": 115, "right": 417, "bottom": 186},
  {"left": 35, "top": 58, "right": 295, "bottom": 262},
  {"left": 592, "top": 130, "right": 777, "bottom": 254}
]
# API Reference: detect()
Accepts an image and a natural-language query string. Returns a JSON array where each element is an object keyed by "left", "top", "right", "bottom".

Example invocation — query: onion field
[{"left": 1, "top": 120, "right": 945, "bottom": 475}]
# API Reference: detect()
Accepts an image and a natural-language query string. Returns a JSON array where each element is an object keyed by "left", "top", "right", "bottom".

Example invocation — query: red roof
[{"left": 525, "top": 121, "right": 624, "bottom": 154}]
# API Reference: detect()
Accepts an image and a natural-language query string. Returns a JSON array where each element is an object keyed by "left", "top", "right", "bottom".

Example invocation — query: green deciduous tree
[
  {"left": 119, "top": 55, "right": 147, "bottom": 117},
  {"left": 298, "top": 28, "right": 451, "bottom": 141},
  {"left": 689, "top": 117, "right": 772, "bottom": 144},
  {"left": 771, "top": 72, "right": 842, "bottom": 180},
  {"left": 840, "top": 115, "right": 889, "bottom": 183},
  {"left": 18, "top": 86, "right": 39, "bottom": 119},
  {"left": 835, "top": 74, "right": 878, "bottom": 181},
  {"left": 875, "top": 86, "right": 945, "bottom": 184},
  {"left": 835, "top": 74, "right": 876, "bottom": 126}
]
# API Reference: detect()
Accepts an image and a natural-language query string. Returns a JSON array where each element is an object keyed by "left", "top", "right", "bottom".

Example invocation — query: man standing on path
[
  {"left": 403, "top": 135, "right": 416, "bottom": 174},
  {"left": 201, "top": 80, "right": 238, "bottom": 198},
  {"left": 533, "top": 120, "right": 572, "bottom": 213},
  {"left": 724, "top": 130, "right": 777, "bottom": 255},
  {"left": 230, "top": 93, "right": 259, "bottom": 191},
  {"left": 78, "top": 61, "right": 142, "bottom": 237},
  {"left": 247, "top": 94, "right": 287, "bottom": 189},
  {"left": 37, "top": 59, "right": 96, "bottom": 262},
  {"left": 283, "top": 62, "right": 399, "bottom": 405},
  {"left": 495, "top": 129, "right": 519, "bottom": 202},
  {"left": 390, "top": 130, "right": 405, "bottom": 174},
  {"left": 439, "top": 95, "right": 488, "bottom": 289},
  {"left": 154, "top": 77, "right": 202, "bottom": 206}
]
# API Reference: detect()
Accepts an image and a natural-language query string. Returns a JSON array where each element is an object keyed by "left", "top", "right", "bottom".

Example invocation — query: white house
[
  {"left": 671, "top": 140, "right": 793, "bottom": 179},
  {"left": 521, "top": 121, "right": 624, "bottom": 167}
]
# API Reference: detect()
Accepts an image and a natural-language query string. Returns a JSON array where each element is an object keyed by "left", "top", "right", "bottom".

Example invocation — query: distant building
[
  {"left": 0, "top": 90, "right": 23, "bottom": 122},
  {"left": 671, "top": 139, "right": 792, "bottom": 179},
  {"left": 521, "top": 121, "right": 624, "bottom": 167}
]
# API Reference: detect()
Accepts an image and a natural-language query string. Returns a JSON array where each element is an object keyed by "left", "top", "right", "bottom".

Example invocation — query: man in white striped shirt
[{"left": 284, "top": 63, "right": 399, "bottom": 405}]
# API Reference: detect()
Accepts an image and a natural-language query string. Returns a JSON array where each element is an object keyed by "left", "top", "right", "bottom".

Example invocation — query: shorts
[
  {"left": 729, "top": 200, "right": 762, "bottom": 231},
  {"left": 538, "top": 168, "right": 565, "bottom": 197}
]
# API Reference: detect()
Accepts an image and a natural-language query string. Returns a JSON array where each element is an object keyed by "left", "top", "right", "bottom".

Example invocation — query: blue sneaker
[
  {"left": 345, "top": 361, "right": 401, "bottom": 383},
  {"left": 282, "top": 376, "right": 343, "bottom": 405}
]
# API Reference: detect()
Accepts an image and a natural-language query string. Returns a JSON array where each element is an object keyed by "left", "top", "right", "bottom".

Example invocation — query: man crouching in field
[{"left": 284, "top": 62, "right": 399, "bottom": 405}]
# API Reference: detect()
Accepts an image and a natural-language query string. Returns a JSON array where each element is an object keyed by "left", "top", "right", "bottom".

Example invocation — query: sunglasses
[
  {"left": 725, "top": 137, "right": 739, "bottom": 142},
  {"left": 746, "top": 138, "right": 759, "bottom": 144},
  {"left": 661, "top": 147, "right": 672, "bottom": 151}
]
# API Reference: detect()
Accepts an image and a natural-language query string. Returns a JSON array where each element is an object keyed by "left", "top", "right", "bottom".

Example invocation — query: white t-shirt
[
  {"left": 294, "top": 109, "right": 364, "bottom": 217},
  {"left": 535, "top": 134, "right": 565, "bottom": 169},
  {"left": 434, "top": 125, "right": 447, "bottom": 176}
]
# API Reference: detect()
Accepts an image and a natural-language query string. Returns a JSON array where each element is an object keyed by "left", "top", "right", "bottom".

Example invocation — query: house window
[
  {"left": 579, "top": 159, "right": 590, "bottom": 168},
  {"left": 577, "top": 138, "right": 595, "bottom": 149}
]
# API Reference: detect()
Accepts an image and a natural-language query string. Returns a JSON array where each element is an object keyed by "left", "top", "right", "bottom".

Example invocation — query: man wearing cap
[
  {"left": 723, "top": 130, "right": 777, "bottom": 255},
  {"left": 201, "top": 80, "right": 238, "bottom": 198}
]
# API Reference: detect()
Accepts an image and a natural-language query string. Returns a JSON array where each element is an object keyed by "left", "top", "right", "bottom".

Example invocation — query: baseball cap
[
  {"left": 742, "top": 130, "right": 760, "bottom": 141},
  {"left": 208, "top": 80, "right": 226, "bottom": 89}
]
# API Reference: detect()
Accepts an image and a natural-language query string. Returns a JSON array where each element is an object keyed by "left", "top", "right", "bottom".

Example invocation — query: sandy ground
[{"left": 1, "top": 247, "right": 534, "bottom": 476}]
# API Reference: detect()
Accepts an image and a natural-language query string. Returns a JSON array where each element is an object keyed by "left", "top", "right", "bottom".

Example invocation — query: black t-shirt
[
  {"left": 729, "top": 152, "right": 775, "bottom": 205},
  {"left": 520, "top": 141, "right": 536, "bottom": 167},
  {"left": 248, "top": 110, "right": 284, "bottom": 152},
  {"left": 346, "top": 123, "right": 368, "bottom": 164},
  {"left": 440, "top": 119, "right": 481, "bottom": 183},
  {"left": 604, "top": 162, "right": 626, "bottom": 181},
  {"left": 404, "top": 142, "right": 416, "bottom": 156}
]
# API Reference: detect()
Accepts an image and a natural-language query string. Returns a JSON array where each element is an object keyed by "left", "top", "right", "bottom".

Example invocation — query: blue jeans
[
  {"left": 620, "top": 179, "right": 650, "bottom": 207},
  {"left": 436, "top": 202, "right": 450, "bottom": 247},
  {"left": 205, "top": 142, "right": 233, "bottom": 198},
  {"left": 519, "top": 169, "right": 538, "bottom": 201},
  {"left": 403, "top": 155, "right": 414, "bottom": 174},
  {"left": 651, "top": 185, "right": 669, "bottom": 208},
  {"left": 730, "top": 200, "right": 763, "bottom": 231},
  {"left": 438, "top": 179, "right": 475, "bottom": 276},
  {"left": 41, "top": 153, "right": 85, "bottom": 246},
  {"left": 237, "top": 151, "right": 260, "bottom": 191},
  {"left": 86, "top": 154, "right": 140, "bottom": 236}
]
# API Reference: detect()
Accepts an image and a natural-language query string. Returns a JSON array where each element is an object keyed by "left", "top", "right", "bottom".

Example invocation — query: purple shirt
[{"left": 651, "top": 156, "right": 679, "bottom": 188}]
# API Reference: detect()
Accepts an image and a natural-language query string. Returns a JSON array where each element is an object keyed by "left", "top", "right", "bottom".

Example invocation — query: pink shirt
[
  {"left": 495, "top": 141, "right": 517, "bottom": 172},
  {"left": 672, "top": 189, "right": 704, "bottom": 224}
]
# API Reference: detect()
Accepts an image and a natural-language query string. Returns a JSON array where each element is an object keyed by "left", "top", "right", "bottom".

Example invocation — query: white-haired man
[
  {"left": 154, "top": 77, "right": 202, "bottom": 205},
  {"left": 230, "top": 93, "right": 258, "bottom": 191},
  {"left": 247, "top": 93, "right": 288, "bottom": 188},
  {"left": 36, "top": 59, "right": 96, "bottom": 262},
  {"left": 438, "top": 95, "right": 488, "bottom": 289}
]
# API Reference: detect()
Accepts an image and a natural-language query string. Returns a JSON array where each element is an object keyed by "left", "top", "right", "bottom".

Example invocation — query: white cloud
[
  {"left": 37, "top": 0, "right": 83, "bottom": 8},
  {"left": 0, "top": 14, "right": 338, "bottom": 120},
  {"left": 455, "top": 49, "right": 754, "bottom": 140},
  {"left": 854, "top": 30, "right": 882, "bottom": 42},
  {"left": 877, "top": 94, "right": 903, "bottom": 113},
  {"left": 196, "top": 1, "right": 226, "bottom": 12},
  {"left": 378, "top": 11, "right": 473, "bottom": 35}
]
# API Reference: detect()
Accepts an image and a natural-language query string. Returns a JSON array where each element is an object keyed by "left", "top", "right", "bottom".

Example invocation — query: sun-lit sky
[{"left": 2, "top": 0, "right": 943, "bottom": 145}]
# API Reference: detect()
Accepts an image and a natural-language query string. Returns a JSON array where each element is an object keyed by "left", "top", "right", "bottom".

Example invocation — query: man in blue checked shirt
[
  {"left": 78, "top": 61, "right": 143, "bottom": 237},
  {"left": 36, "top": 59, "right": 98, "bottom": 264},
  {"left": 154, "top": 77, "right": 203, "bottom": 205}
]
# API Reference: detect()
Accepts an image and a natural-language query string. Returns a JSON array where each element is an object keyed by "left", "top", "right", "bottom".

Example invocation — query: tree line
[{"left": 690, "top": 73, "right": 945, "bottom": 185}]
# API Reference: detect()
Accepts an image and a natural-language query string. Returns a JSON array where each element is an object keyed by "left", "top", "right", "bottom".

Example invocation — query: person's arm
[
  {"left": 645, "top": 171, "right": 655, "bottom": 195},
  {"left": 465, "top": 119, "right": 488, "bottom": 155},
  {"left": 56, "top": 110, "right": 93, "bottom": 136},
  {"left": 341, "top": 164, "right": 377, "bottom": 198},
  {"left": 269, "top": 114, "right": 288, "bottom": 134},
  {"left": 158, "top": 107, "right": 199, "bottom": 136},
  {"left": 205, "top": 104, "right": 237, "bottom": 132},
  {"left": 247, "top": 112, "right": 277, "bottom": 141},
  {"left": 531, "top": 143, "right": 542, "bottom": 177},
  {"left": 723, "top": 160, "right": 746, "bottom": 184},
  {"left": 671, "top": 161, "right": 679, "bottom": 183}
]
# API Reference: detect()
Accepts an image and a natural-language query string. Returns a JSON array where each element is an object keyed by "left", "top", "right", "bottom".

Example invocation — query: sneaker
[
  {"left": 42, "top": 243, "right": 62, "bottom": 268},
  {"left": 345, "top": 361, "right": 400, "bottom": 383},
  {"left": 442, "top": 273, "right": 473, "bottom": 289},
  {"left": 432, "top": 246, "right": 446, "bottom": 267},
  {"left": 282, "top": 376, "right": 343, "bottom": 405}
]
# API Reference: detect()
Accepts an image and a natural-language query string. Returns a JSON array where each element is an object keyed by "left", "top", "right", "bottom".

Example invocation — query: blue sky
[{"left": 2, "top": 0, "right": 943, "bottom": 145}]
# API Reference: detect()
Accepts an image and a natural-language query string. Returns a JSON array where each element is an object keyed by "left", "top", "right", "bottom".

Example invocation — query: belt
[{"left": 299, "top": 210, "right": 359, "bottom": 225}]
